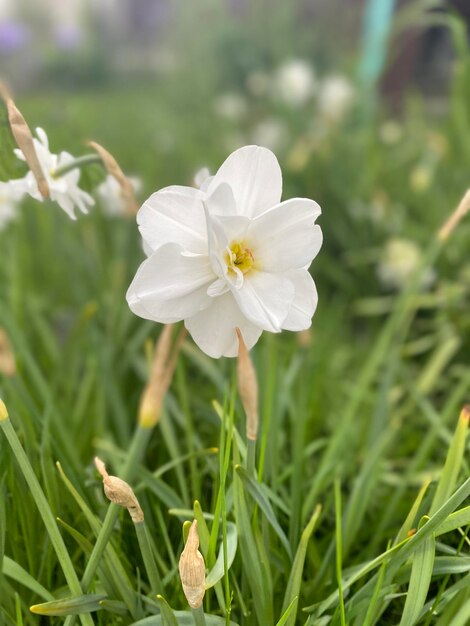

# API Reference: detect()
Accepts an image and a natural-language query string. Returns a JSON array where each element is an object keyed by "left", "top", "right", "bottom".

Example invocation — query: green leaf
[
  {"left": 30, "top": 594, "right": 107, "bottom": 616},
  {"left": 235, "top": 464, "right": 292, "bottom": 559},
  {"left": 398, "top": 516, "right": 435, "bottom": 626},
  {"left": 430, "top": 409, "right": 469, "bottom": 515},
  {"left": 3, "top": 556, "right": 55, "bottom": 602},
  {"left": 234, "top": 469, "right": 273, "bottom": 625},
  {"left": 435, "top": 505, "right": 470, "bottom": 536},
  {"left": 131, "top": 611, "right": 240, "bottom": 625},
  {"left": 281, "top": 505, "right": 322, "bottom": 626},
  {"left": 394, "top": 481, "right": 431, "bottom": 546},
  {"left": 193, "top": 500, "right": 211, "bottom": 557},
  {"left": 156, "top": 596, "right": 178, "bottom": 626},
  {"left": 99, "top": 599, "right": 128, "bottom": 615},
  {"left": 205, "top": 521, "right": 237, "bottom": 588},
  {"left": 275, "top": 596, "right": 298, "bottom": 626}
]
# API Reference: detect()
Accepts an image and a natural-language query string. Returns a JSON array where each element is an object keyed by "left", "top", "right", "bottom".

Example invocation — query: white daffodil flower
[
  {"left": 14, "top": 127, "right": 94, "bottom": 220},
  {"left": 0, "top": 180, "right": 24, "bottom": 231},
  {"left": 97, "top": 174, "right": 141, "bottom": 216},
  {"left": 274, "top": 59, "right": 316, "bottom": 108},
  {"left": 127, "top": 145, "right": 322, "bottom": 358}
]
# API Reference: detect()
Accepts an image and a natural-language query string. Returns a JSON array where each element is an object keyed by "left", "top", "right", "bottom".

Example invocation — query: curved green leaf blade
[
  {"left": 205, "top": 522, "right": 237, "bottom": 589},
  {"left": 399, "top": 517, "right": 435, "bottom": 626},
  {"left": 30, "top": 594, "right": 107, "bottom": 616}
]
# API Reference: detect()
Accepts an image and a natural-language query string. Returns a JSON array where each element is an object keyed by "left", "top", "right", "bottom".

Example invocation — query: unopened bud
[
  {"left": 0, "top": 328, "right": 16, "bottom": 376},
  {"left": 460, "top": 405, "right": 470, "bottom": 423},
  {"left": 94, "top": 457, "right": 144, "bottom": 523},
  {"left": 236, "top": 328, "right": 258, "bottom": 441},
  {"left": 438, "top": 188, "right": 470, "bottom": 241},
  {"left": 0, "top": 398, "right": 8, "bottom": 421},
  {"left": 0, "top": 83, "right": 49, "bottom": 199},
  {"left": 138, "top": 325, "right": 186, "bottom": 428},
  {"left": 88, "top": 141, "right": 138, "bottom": 215},
  {"left": 179, "top": 520, "right": 205, "bottom": 609}
]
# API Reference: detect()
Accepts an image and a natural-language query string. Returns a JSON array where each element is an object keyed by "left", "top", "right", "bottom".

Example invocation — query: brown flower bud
[
  {"left": 179, "top": 521, "right": 205, "bottom": 609},
  {"left": 438, "top": 188, "right": 470, "bottom": 241},
  {"left": 138, "top": 325, "right": 186, "bottom": 428},
  {"left": 94, "top": 457, "right": 144, "bottom": 523},
  {"left": 0, "top": 328, "right": 16, "bottom": 376},
  {"left": 236, "top": 328, "right": 258, "bottom": 441},
  {"left": 87, "top": 140, "right": 138, "bottom": 215},
  {"left": 0, "top": 82, "right": 49, "bottom": 199}
]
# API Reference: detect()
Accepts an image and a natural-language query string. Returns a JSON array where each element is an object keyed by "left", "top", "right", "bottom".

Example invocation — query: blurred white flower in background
[
  {"left": 13, "top": 127, "right": 94, "bottom": 219},
  {"left": 0, "top": 180, "right": 24, "bottom": 230},
  {"left": 379, "top": 120, "right": 403, "bottom": 145},
  {"left": 127, "top": 145, "right": 322, "bottom": 358},
  {"left": 274, "top": 59, "right": 316, "bottom": 107},
  {"left": 97, "top": 174, "right": 141, "bottom": 216},
  {"left": 377, "top": 238, "right": 435, "bottom": 291},
  {"left": 214, "top": 93, "right": 248, "bottom": 122},
  {"left": 317, "top": 75, "right": 355, "bottom": 122},
  {"left": 250, "top": 118, "right": 287, "bottom": 153}
]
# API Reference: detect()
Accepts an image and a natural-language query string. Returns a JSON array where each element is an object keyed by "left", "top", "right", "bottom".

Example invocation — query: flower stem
[
  {"left": 246, "top": 438, "right": 256, "bottom": 477},
  {"left": 51, "top": 154, "right": 102, "bottom": 178},
  {"left": 0, "top": 415, "right": 94, "bottom": 626},
  {"left": 192, "top": 605, "right": 207, "bottom": 626},
  {"left": 80, "top": 426, "right": 152, "bottom": 590},
  {"left": 134, "top": 521, "right": 164, "bottom": 595}
]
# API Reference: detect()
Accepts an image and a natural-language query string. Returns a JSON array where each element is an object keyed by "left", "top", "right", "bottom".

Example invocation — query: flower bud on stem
[
  {"left": 0, "top": 328, "right": 16, "bottom": 376},
  {"left": 438, "top": 188, "right": 470, "bottom": 241},
  {"left": 0, "top": 81, "right": 49, "bottom": 198},
  {"left": 138, "top": 324, "right": 187, "bottom": 429},
  {"left": 95, "top": 457, "right": 143, "bottom": 522},
  {"left": 88, "top": 140, "right": 139, "bottom": 215},
  {"left": 179, "top": 521, "right": 206, "bottom": 611},
  {"left": 94, "top": 457, "right": 163, "bottom": 595}
]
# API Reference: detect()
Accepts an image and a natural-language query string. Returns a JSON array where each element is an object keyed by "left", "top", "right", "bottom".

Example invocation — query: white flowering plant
[{"left": 1, "top": 11, "right": 470, "bottom": 625}]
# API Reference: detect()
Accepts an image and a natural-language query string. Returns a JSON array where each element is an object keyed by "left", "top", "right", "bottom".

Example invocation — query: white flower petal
[
  {"left": 126, "top": 243, "right": 213, "bottom": 323},
  {"left": 204, "top": 181, "right": 236, "bottom": 216},
  {"left": 138, "top": 188, "right": 207, "bottom": 254},
  {"left": 207, "top": 278, "right": 229, "bottom": 297},
  {"left": 36, "top": 127, "right": 49, "bottom": 149},
  {"left": 208, "top": 145, "right": 282, "bottom": 218},
  {"left": 231, "top": 271, "right": 294, "bottom": 332},
  {"left": 281, "top": 269, "right": 318, "bottom": 331},
  {"left": 250, "top": 198, "right": 322, "bottom": 272},
  {"left": 185, "top": 292, "right": 262, "bottom": 358}
]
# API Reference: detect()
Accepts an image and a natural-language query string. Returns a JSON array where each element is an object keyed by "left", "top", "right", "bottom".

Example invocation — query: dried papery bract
[
  {"left": 94, "top": 456, "right": 143, "bottom": 523},
  {"left": 0, "top": 328, "right": 16, "bottom": 376},
  {"left": 438, "top": 188, "right": 470, "bottom": 241},
  {"left": 179, "top": 520, "right": 206, "bottom": 609},
  {"left": 0, "top": 81, "right": 49, "bottom": 199},
  {"left": 88, "top": 140, "right": 138, "bottom": 215},
  {"left": 236, "top": 327, "right": 259, "bottom": 441},
  {"left": 138, "top": 324, "right": 187, "bottom": 428}
]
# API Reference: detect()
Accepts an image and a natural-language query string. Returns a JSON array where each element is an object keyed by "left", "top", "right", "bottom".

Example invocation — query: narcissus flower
[
  {"left": 0, "top": 180, "right": 24, "bottom": 230},
  {"left": 127, "top": 145, "right": 322, "bottom": 358},
  {"left": 13, "top": 127, "right": 94, "bottom": 219},
  {"left": 97, "top": 174, "right": 141, "bottom": 216}
]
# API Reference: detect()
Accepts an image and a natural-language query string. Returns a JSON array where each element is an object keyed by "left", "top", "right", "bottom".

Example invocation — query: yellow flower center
[{"left": 225, "top": 241, "right": 255, "bottom": 276}]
